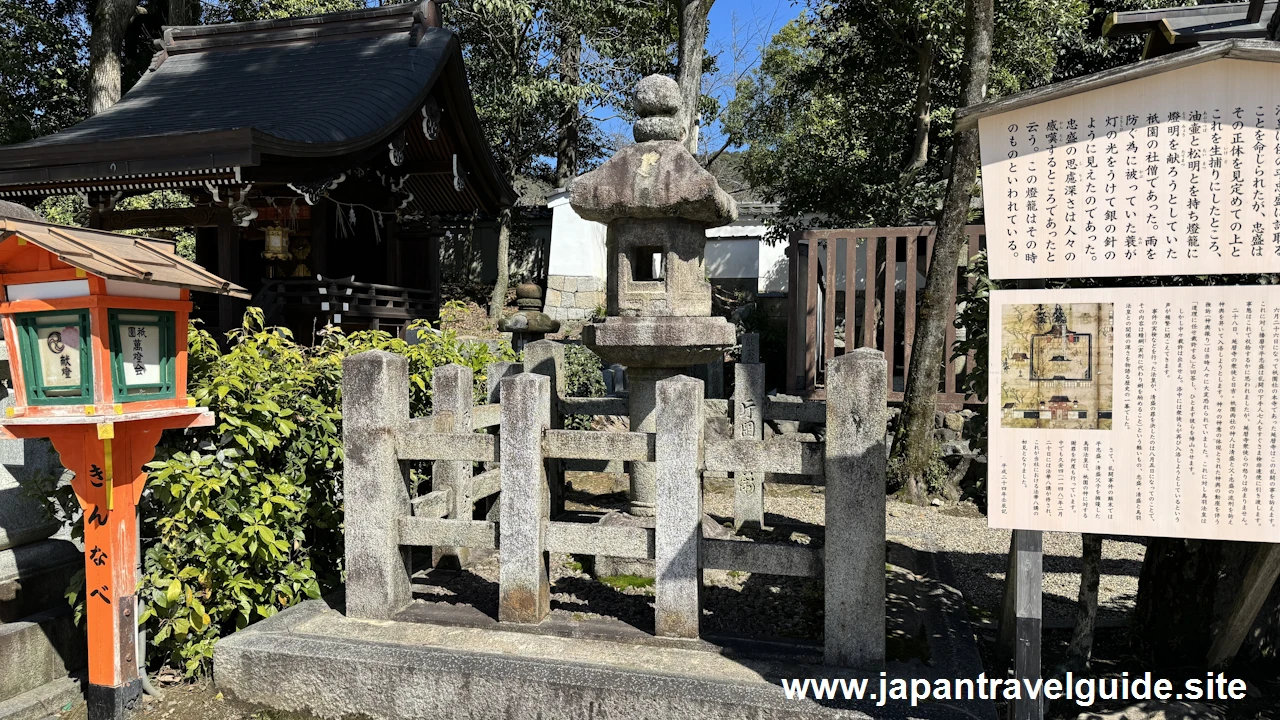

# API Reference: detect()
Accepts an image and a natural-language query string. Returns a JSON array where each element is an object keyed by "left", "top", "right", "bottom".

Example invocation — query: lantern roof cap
[{"left": 0, "top": 216, "right": 251, "bottom": 298}]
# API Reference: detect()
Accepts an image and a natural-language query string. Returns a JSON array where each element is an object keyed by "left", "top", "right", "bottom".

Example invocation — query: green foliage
[
  {"left": 442, "top": 0, "right": 677, "bottom": 185},
  {"left": 0, "top": 0, "right": 88, "bottom": 145},
  {"left": 953, "top": 252, "right": 1008, "bottom": 404},
  {"left": 561, "top": 342, "right": 606, "bottom": 430},
  {"left": 38, "top": 191, "right": 201, "bottom": 260},
  {"left": 599, "top": 574, "right": 654, "bottom": 590},
  {"left": 724, "top": 0, "right": 1191, "bottom": 236},
  {"left": 33, "top": 309, "right": 513, "bottom": 676},
  {"left": 202, "top": 0, "right": 364, "bottom": 23}
]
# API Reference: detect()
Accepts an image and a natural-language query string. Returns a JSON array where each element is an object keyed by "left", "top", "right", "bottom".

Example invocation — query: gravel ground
[
  {"left": 878, "top": 499, "right": 1146, "bottom": 627},
  {"left": 702, "top": 488, "right": 1146, "bottom": 628},
  {"left": 410, "top": 475, "right": 1144, "bottom": 649}
]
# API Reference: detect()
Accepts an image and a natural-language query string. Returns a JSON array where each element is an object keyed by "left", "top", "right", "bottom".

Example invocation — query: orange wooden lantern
[{"left": 0, "top": 216, "right": 248, "bottom": 719}]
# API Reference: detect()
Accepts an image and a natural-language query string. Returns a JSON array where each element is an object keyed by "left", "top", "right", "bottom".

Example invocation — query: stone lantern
[
  {"left": 497, "top": 282, "right": 560, "bottom": 352},
  {"left": 573, "top": 74, "right": 736, "bottom": 516}
]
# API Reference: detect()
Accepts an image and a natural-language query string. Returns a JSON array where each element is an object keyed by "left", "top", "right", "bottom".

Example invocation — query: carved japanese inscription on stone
[{"left": 979, "top": 59, "right": 1280, "bottom": 280}]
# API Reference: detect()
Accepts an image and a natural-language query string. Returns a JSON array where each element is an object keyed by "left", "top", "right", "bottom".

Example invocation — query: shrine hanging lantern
[
  {"left": 0, "top": 216, "right": 248, "bottom": 720},
  {"left": 262, "top": 224, "right": 291, "bottom": 260}
]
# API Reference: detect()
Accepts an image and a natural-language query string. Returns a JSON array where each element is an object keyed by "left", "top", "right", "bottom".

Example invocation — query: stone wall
[{"left": 545, "top": 275, "right": 605, "bottom": 322}]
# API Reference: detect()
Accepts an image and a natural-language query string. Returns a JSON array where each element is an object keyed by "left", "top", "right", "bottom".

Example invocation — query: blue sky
[
  {"left": 699, "top": 0, "right": 798, "bottom": 148},
  {"left": 596, "top": 0, "right": 802, "bottom": 152}
]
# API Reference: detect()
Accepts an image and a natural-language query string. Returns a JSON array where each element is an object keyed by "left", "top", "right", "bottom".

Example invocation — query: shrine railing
[
  {"left": 252, "top": 275, "right": 438, "bottom": 333},
  {"left": 342, "top": 340, "right": 888, "bottom": 668}
]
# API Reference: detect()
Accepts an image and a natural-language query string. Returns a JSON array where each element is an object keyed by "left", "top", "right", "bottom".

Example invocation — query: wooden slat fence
[{"left": 785, "top": 226, "right": 985, "bottom": 410}]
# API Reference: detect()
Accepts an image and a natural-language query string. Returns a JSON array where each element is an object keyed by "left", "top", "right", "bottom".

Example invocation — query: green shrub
[
  {"left": 39, "top": 308, "right": 512, "bottom": 676},
  {"left": 561, "top": 343, "right": 606, "bottom": 430}
]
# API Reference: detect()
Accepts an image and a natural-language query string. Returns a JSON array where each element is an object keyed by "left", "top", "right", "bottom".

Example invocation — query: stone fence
[{"left": 342, "top": 339, "right": 889, "bottom": 668}]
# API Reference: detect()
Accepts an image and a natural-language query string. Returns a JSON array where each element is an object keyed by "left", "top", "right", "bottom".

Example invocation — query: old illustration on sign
[{"left": 1001, "top": 302, "right": 1113, "bottom": 429}]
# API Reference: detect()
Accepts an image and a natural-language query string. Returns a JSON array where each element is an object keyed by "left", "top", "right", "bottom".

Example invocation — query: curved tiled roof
[
  {"left": 0, "top": 2, "right": 516, "bottom": 211},
  {"left": 21, "top": 31, "right": 451, "bottom": 149}
]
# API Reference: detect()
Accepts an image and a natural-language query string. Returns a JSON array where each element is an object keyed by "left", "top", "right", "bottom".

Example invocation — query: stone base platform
[{"left": 215, "top": 581, "right": 995, "bottom": 720}]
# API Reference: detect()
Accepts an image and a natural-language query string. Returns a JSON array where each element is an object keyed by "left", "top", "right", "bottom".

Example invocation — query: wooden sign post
[
  {"left": 0, "top": 216, "right": 248, "bottom": 720},
  {"left": 956, "top": 38, "right": 1280, "bottom": 720}
]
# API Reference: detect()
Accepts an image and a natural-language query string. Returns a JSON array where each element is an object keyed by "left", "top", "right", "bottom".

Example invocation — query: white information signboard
[
  {"left": 978, "top": 58, "right": 1280, "bottom": 280},
  {"left": 989, "top": 285, "right": 1280, "bottom": 541}
]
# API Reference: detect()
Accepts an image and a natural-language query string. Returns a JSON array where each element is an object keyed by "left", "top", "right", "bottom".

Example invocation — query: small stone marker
[
  {"left": 655, "top": 374, "right": 704, "bottom": 638},
  {"left": 431, "top": 364, "right": 474, "bottom": 569},
  {"left": 523, "top": 340, "right": 566, "bottom": 515},
  {"left": 823, "top": 348, "right": 887, "bottom": 668},
  {"left": 732, "top": 362, "right": 765, "bottom": 531},
  {"left": 498, "top": 373, "right": 551, "bottom": 624},
  {"left": 740, "top": 333, "right": 760, "bottom": 365},
  {"left": 343, "top": 351, "right": 412, "bottom": 620}
]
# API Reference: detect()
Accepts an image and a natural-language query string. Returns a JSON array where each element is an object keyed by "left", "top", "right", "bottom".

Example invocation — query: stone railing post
[
  {"left": 343, "top": 350, "right": 412, "bottom": 620},
  {"left": 431, "top": 364, "right": 474, "bottom": 569},
  {"left": 823, "top": 347, "right": 888, "bottom": 667},
  {"left": 498, "top": 373, "right": 551, "bottom": 623},
  {"left": 732, "top": 362, "right": 766, "bottom": 530},
  {"left": 486, "top": 361, "right": 523, "bottom": 404},
  {"left": 655, "top": 375, "right": 704, "bottom": 638},
  {"left": 523, "top": 340, "right": 565, "bottom": 517}
]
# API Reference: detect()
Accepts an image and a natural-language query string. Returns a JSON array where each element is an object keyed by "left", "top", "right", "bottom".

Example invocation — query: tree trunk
[
  {"left": 168, "top": 0, "right": 197, "bottom": 25},
  {"left": 890, "top": 0, "right": 992, "bottom": 505},
  {"left": 1134, "top": 538, "right": 1230, "bottom": 663},
  {"left": 1135, "top": 538, "right": 1280, "bottom": 667},
  {"left": 555, "top": 28, "right": 581, "bottom": 188},
  {"left": 676, "top": 0, "right": 712, "bottom": 154},
  {"left": 489, "top": 207, "right": 512, "bottom": 321},
  {"left": 88, "top": 0, "right": 136, "bottom": 115},
  {"left": 902, "top": 38, "right": 934, "bottom": 178},
  {"left": 1065, "top": 533, "right": 1103, "bottom": 670}
]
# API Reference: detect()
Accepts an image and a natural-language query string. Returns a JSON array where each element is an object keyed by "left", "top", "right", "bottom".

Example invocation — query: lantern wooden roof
[{"left": 0, "top": 216, "right": 251, "bottom": 298}]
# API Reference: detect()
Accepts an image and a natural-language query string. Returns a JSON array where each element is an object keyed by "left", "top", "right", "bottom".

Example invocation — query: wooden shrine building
[{"left": 0, "top": 1, "right": 515, "bottom": 339}]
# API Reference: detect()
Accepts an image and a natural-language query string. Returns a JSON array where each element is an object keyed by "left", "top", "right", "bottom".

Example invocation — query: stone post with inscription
[{"left": 823, "top": 348, "right": 888, "bottom": 668}]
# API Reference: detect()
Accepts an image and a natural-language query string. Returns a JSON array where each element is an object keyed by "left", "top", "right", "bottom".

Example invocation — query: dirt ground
[{"left": 53, "top": 680, "right": 287, "bottom": 720}]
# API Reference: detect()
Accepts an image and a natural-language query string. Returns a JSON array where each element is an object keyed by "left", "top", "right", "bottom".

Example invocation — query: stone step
[
  {"left": 0, "top": 539, "right": 81, "bottom": 624},
  {"left": 0, "top": 676, "right": 83, "bottom": 720},
  {"left": 0, "top": 608, "right": 86, "bottom": 703},
  {"left": 216, "top": 598, "right": 997, "bottom": 720}
]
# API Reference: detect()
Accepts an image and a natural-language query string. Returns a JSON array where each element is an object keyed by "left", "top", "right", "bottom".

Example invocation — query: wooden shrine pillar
[
  {"left": 310, "top": 199, "right": 330, "bottom": 278},
  {"left": 385, "top": 215, "right": 402, "bottom": 286},
  {"left": 427, "top": 217, "right": 443, "bottom": 316},
  {"left": 217, "top": 214, "right": 241, "bottom": 332}
]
